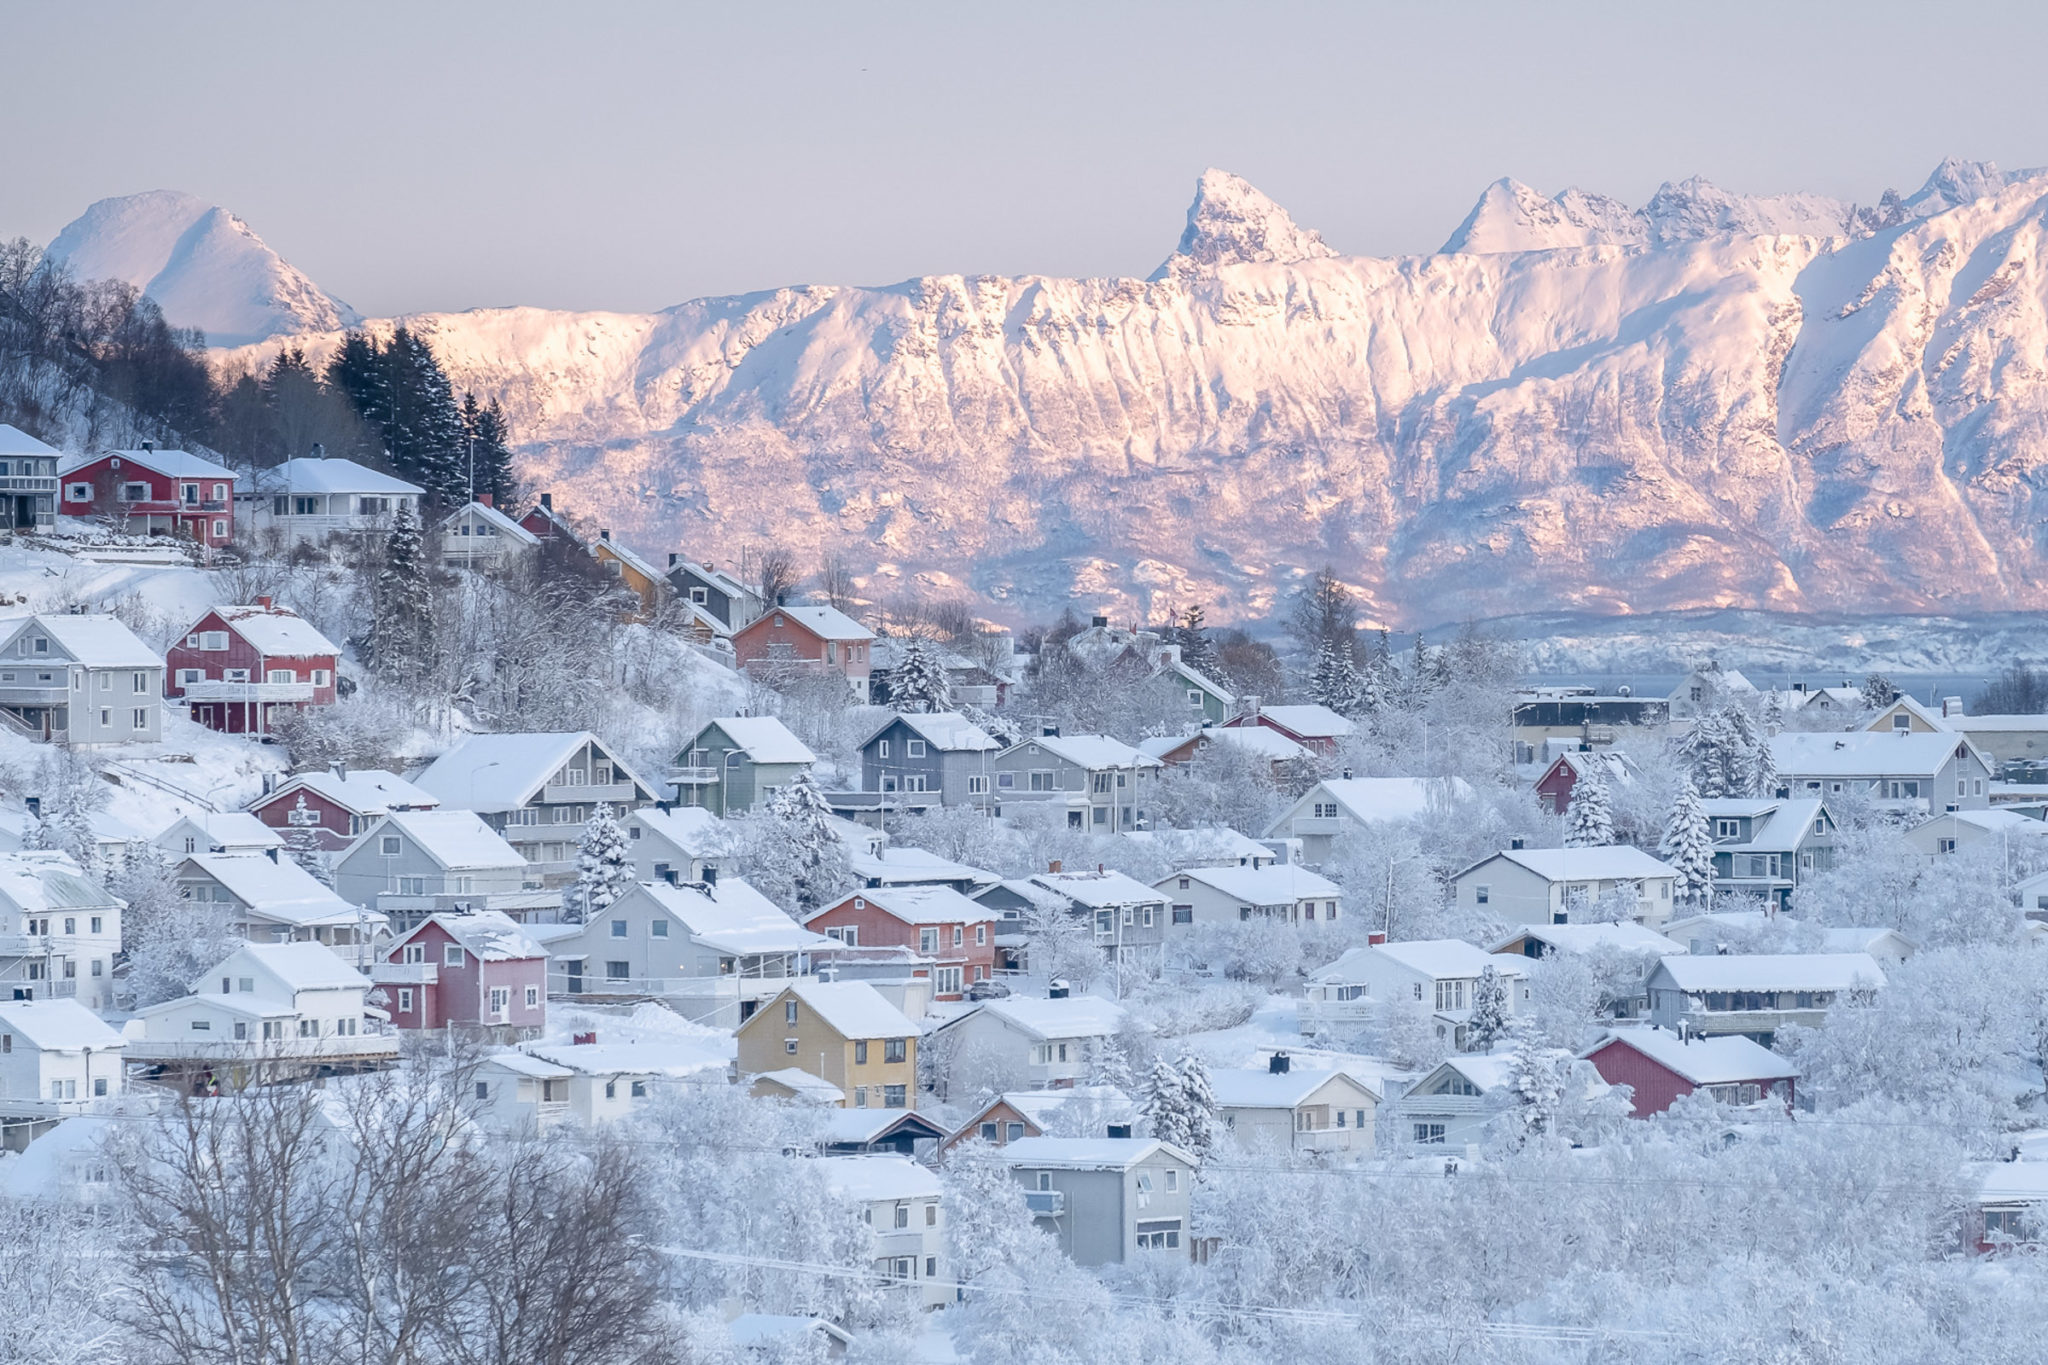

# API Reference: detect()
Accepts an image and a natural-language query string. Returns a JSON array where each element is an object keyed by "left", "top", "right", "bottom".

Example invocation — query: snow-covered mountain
[
  {"left": 46, "top": 190, "right": 359, "bottom": 346},
  {"left": 192, "top": 158, "right": 2048, "bottom": 625}
]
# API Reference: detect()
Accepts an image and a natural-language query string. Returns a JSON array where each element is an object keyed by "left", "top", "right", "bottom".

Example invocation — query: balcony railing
[
  {"left": 0, "top": 686, "right": 73, "bottom": 705},
  {"left": 1023, "top": 1190, "right": 1065, "bottom": 1217},
  {"left": 1299, "top": 996, "right": 1374, "bottom": 1025},
  {"left": 372, "top": 962, "right": 439, "bottom": 985},
  {"left": 542, "top": 782, "right": 641, "bottom": 805},
  {"left": 125, "top": 1032, "right": 402, "bottom": 1063},
  {"left": 1291, "top": 817, "right": 1347, "bottom": 836},
  {"left": 667, "top": 767, "right": 722, "bottom": 786},
  {"left": 183, "top": 680, "right": 317, "bottom": 702}
]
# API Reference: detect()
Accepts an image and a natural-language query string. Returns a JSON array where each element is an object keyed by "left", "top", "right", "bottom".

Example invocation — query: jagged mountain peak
[
  {"left": 1149, "top": 168, "right": 1338, "bottom": 280},
  {"left": 46, "top": 190, "right": 359, "bottom": 346},
  {"left": 1440, "top": 177, "right": 1645, "bottom": 253}
]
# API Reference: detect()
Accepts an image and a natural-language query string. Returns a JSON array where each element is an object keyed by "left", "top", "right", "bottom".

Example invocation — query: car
[{"left": 964, "top": 978, "right": 1012, "bottom": 1001}]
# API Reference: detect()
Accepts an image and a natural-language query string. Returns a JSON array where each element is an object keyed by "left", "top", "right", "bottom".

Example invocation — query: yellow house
[
  {"left": 738, "top": 980, "right": 921, "bottom": 1111},
  {"left": 592, "top": 531, "right": 670, "bottom": 622}
]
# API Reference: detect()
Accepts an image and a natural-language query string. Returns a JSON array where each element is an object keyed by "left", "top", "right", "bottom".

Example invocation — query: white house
[
  {"left": 0, "top": 613, "right": 163, "bottom": 744},
  {"left": 1151, "top": 863, "right": 1342, "bottom": 930},
  {"left": 242, "top": 457, "right": 423, "bottom": 544},
  {"left": 1770, "top": 731, "right": 1995, "bottom": 815},
  {"left": 129, "top": 941, "right": 393, "bottom": 1066},
  {"left": 818, "top": 1155, "right": 950, "bottom": 1309},
  {"left": 1450, "top": 845, "right": 1679, "bottom": 927},
  {"left": 0, "top": 851, "right": 123, "bottom": 1010},
  {"left": 1208, "top": 1059, "right": 1379, "bottom": 1155},
  {"left": 1397, "top": 1055, "right": 1514, "bottom": 1148},
  {"left": 438, "top": 499, "right": 539, "bottom": 569},
  {"left": 157, "top": 812, "right": 286, "bottom": 858},
  {"left": 0, "top": 999, "right": 125, "bottom": 1138},
  {"left": 1264, "top": 777, "right": 1473, "bottom": 865},
  {"left": 518, "top": 1035, "right": 730, "bottom": 1122},
  {"left": 626, "top": 805, "right": 736, "bottom": 885},
  {"left": 1902, "top": 808, "right": 2048, "bottom": 859},
  {"left": 1667, "top": 665, "right": 1757, "bottom": 719},
  {"left": 331, "top": 809, "right": 542, "bottom": 927},
  {"left": 928, "top": 994, "right": 1127, "bottom": 1091},
  {"left": 470, "top": 1051, "right": 574, "bottom": 1136},
  {"left": 1303, "top": 940, "right": 1530, "bottom": 1046}
]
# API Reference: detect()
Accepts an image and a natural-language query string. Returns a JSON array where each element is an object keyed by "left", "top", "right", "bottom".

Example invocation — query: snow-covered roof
[
  {"left": 441, "top": 500, "right": 540, "bottom": 545},
  {"left": 819, "top": 885, "right": 998, "bottom": 927},
  {"left": 364, "top": 810, "right": 524, "bottom": 871},
  {"left": 263, "top": 768, "right": 442, "bottom": 816},
  {"left": 1818, "top": 927, "right": 1915, "bottom": 955},
  {"left": 479, "top": 1050, "right": 574, "bottom": 1080},
  {"left": 669, "top": 559, "right": 756, "bottom": 600},
  {"left": 1372, "top": 939, "right": 1528, "bottom": 981},
  {"left": 964, "top": 995, "right": 1125, "bottom": 1041},
  {"left": 817, "top": 1154, "right": 941, "bottom": 1203},
  {"left": 772, "top": 980, "right": 918, "bottom": 1040},
  {"left": 997, "top": 1136, "right": 1195, "bottom": 1170},
  {"left": 1587, "top": 1028, "right": 1797, "bottom": 1085},
  {"left": 995, "top": 1086, "right": 1139, "bottom": 1129},
  {"left": 0, "top": 998, "right": 125, "bottom": 1052},
  {"left": 209, "top": 602, "right": 339, "bottom": 657},
  {"left": 1005, "top": 732, "right": 1161, "bottom": 771},
  {"left": 160, "top": 812, "right": 285, "bottom": 851},
  {"left": 1918, "top": 808, "right": 2048, "bottom": 837},
  {"left": 815, "top": 1108, "right": 945, "bottom": 1144},
  {"left": 251, "top": 457, "right": 422, "bottom": 496},
  {"left": 0, "top": 613, "right": 160, "bottom": 668},
  {"left": 1167, "top": 657, "right": 1235, "bottom": 703},
  {"left": 1485, "top": 845, "right": 1679, "bottom": 883},
  {"left": 726, "top": 1316, "right": 853, "bottom": 1350},
  {"left": 411, "top": 731, "right": 656, "bottom": 812},
  {"left": 850, "top": 846, "right": 996, "bottom": 888},
  {"left": 1, "top": 1114, "right": 116, "bottom": 1202},
  {"left": 629, "top": 805, "right": 731, "bottom": 858},
  {"left": 753, "top": 604, "right": 873, "bottom": 642},
  {"left": 1548, "top": 749, "right": 1642, "bottom": 784},
  {"left": 1697, "top": 798, "right": 1829, "bottom": 853},
  {"left": 1951, "top": 714, "right": 2048, "bottom": 732},
  {"left": 229, "top": 941, "right": 371, "bottom": 992},
  {"left": 0, "top": 852, "right": 116, "bottom": 915},
  {"left": 0, "top": 424, "right": 58, "bottom": 458},
  {"left": 636, "top": 878, "right": 829, "bottom": 957},
  {"left": 182, "top": 853, "right": 359, "bottom": 924},
  {"left": 702, "top": 716, "right": 816, "bottom": 765},
  {"left": 1030, "top": 869, "right": 1165, "bottom": 909},
  {"left": 1651, "top": 953, "right": 1886, "bottom": 993},
  {"left": 1490, "top": 922, "right": 1683, "bottom": 956},
  {"left": 1770, "top": 731, "right": 1984, "bottom": 779},
  {"left": 1282, "top": 777, "right": 1473, "bottom": 829},
  {"left": 1208, "top": 1066, "right": 1381, "bottom": 1109},
  {"left": 63, "top": 447, "right": 236, "bottom": 481},
  {"left": 522, "top": 1038, "right": 728, "bottom": 1078},
  {"left": 1243, "top": 704, "right": 1355, "bottom": 739},
  {"left": 1162, "top": 863, "right": 1340, "bottom": 904},
  {"left": 1976, "top": 1160, "right": 2048, "bottom": 1204},
  {"left": 752, "top": 1067, "right": 845, "bottom": 1103},
  {"left": 865, "top": 711, "right": 1000, "bottom": 753},
  {"left": 1122, "top": 826, "right": 1274, "bottom": 864},
  {"left": 393, "top": 911, "right": 545, "bottom": 962}
]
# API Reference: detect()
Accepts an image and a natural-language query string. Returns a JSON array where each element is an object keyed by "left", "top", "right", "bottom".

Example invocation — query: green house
[{"left": 671, "top": 716, "right": 818, "bottom": 816}]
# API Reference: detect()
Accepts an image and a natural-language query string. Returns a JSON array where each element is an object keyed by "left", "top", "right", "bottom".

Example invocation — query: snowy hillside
[
  {"left": 47, "top": 190, "right": 360, "bottom": 345},
  {"left": 188, "top": 158, "right": 2048, "bottom": 626}
]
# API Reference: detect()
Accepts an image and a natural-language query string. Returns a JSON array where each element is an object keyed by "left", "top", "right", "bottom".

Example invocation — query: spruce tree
[
  {"left": 368, "top": 502, "right": 437, "bottom": 684},
  {"left": 1466, "top": 964, "right": 1511, "bottom": 1051},
  {"left": 892, "top": 638, "right": 952, "bottom": 713},
  {"left": 764, "top": 771, "right": 848, "bottom": 913},
  {"left": 1747, "top": 729, "right": 1780, "bottom": 799},
  {"left": 1760, "top": 687, "right": 1785, "bottom": 737},
  {"left": 460, "top": 391, "right": 520, "bottom": 508},
  {"left": 1176, "top": 1055, "right": 1216, "bottom": 1163},
  {"left": 573, "top": 802, "right": 634, "bottom": 922},
  {"left": 1564, "top": 773, "right": 1615, "bottom": 848},
  {"left": 1861, "top": 672, "right": 1902, "bottom": 712},
  {"left": 1143, "top": 1058, "right": 1192, "bottom": 1150},
  {"left": 1310, "top": 639, "right": 1363, "bottom": 715},
  {"left": 325, "top": 330, "right": 391, "bottom": 433},
  {"left": 383, "top": 327, "right": 468, "bottom": 505},
  {"left": 1659, "top": 776, "right": 1716, "bottom": 910},
  {"left": 1175, "top": 605, "right": 1220, "bottom": 678}
]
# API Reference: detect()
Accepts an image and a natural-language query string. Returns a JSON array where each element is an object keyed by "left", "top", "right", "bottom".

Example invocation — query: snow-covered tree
[
  {"left": 1760, "top": 687, "right": 1785, "bottom": 737},
  {"left": 1465, "top": 963, "right": 1511, "bottom": 1051},
  {"left": 1660, "top": 776, "right": 1716, "bottom": 910},
  {"left": 1174, "top": 605, "right": 1220, "bottom": 678},
  {"left": 1563, "top": 773, "right": 1614, "bottom": 847},
  {"left": 1176, "top": 1055, "right": 1216, "bottom": 1163},
  {"left": 1142, "top": 1055, "right": 1215, "bottom": 1163},
  {"left": 890, "top": 637, "right": 951, "bottom": 713},
  {"left": 1497, "top": 1017, "right": 1575, "bottom": 1150},
  {"left": 367, "top": 502, "right": 436, "bottom": 683},
  {"left": 1675, "top": 705, "right": 1755, "bottom": 798},
  {"left": 572, "top": 802, "right": 633, "bottom": 922},
  {"left": 758, "top": 771, "right": 852, "bottom": 914},
  {"left": 1308, "top": 638, "right": 1362, "bottom": 715},
  {"left": 284, "top": 816, "right": 332, "bottom": 888},
  {"left": 117, "top": 844, "right": 242, "bottom": 1009},
  {"left": 1861, "top": 672, "right": 1901, "bottom": 712},
  {"left": 1747, "top": 725, "right": 1779, "bottom": 798}
]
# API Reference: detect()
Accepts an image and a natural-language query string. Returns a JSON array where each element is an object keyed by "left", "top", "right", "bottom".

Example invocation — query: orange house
[{"left": 731, "top": 604, "right": 875, "bottom": 701}]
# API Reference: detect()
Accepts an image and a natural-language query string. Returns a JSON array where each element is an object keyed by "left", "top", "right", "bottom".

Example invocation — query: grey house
[
  {"left": 999, "top": 1136, "right": 1199, "bottom": 1266},
  {"left": 860, "top": 712, "right": 1000, "bottom": 813},
  {"left": 986, "top": 732, "right": 1162, "bottom": 832},
  {"left": 1698, "top": 798, "right": 1837, "bottom": 910},
  {"left": 663, "top": 560, "right": 765, "bottom": 634},
  {"left": 977, "top": 870, "right": 1171, "bottom": 966},
  {"left": 0, "top": 613, "right": 163, "bottom": 744},
  {"left": 670, "top": 717, "right": 817, "bottom": 816},
  {"left": 331, "top": 809, "right": 547, "bottom": 929}
]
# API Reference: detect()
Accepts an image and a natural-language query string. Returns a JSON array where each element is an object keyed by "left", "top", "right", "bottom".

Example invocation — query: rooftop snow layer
[
  {"left": 1652, "top": 952, "right": 1886, "bottom": 992},
  {"left": 1589, "top": 1027, "right": 1798, "bottom": 1084}
]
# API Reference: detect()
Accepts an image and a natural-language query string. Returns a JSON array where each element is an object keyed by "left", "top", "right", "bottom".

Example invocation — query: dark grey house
[
  {"left": 663, "top": 559, "right": 765, "bottom": 634},
  {"left": 859, "top": 712, "right": 1001, "bottom": 813},
  {"left": 986, "top": 732, "right": 1162, "bottom": 832}
]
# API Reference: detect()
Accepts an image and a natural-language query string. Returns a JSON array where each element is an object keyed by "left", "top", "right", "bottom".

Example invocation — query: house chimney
[
  {"left": 599, "top": 529, "right": 611, "bottom": 542},
  {"left": 1367, "top": 931, "right": 1387, "bottom": 946},
  {"left": 540, "top": 492, "right": 553, "bottom": 509},
  {"left": 1510, "top": 837, "right": 1525, "bottom": 851},
  {"left": 256, "top": 595, "right": 273, "bottom": 610},
  {"left": 1047, "top": 980, "right": 1069, "bottom": 1000},
  {"left": 310, "top": 442, "right": 325, "bottom": 459},
  {"left": 1041, "top": 724, "right": 1059, "bottom": 738},
  {"left": 1341, "top": 766, "right": 1353, "bottom": 780},
  {"left": 332, "top": 760, "right": 347, "bottom": 781},
  {"left": 478, "top": 493, "right": 493, "bottom": 508},
  {"left": 1048, "top": 859, "right": 1062, "bottom": 874},
  {"left": 573, "top": 1031, "right": 597, "bottom": 1046},
  {"left": 1106, "top": 1123, "right": 1132, "bottom": 1139},
  {"left": 668, "top": 552, "right": 680, "bottom": 567},
  {"left": 141, "top": 439, "right": 154, "bottom": 453},
  {"left": 1097, "top": 863, "right": 1103, "bottom": 875},
  {"left": 265, "top": 847, "right": 279, "bottom": 863},
  {"left": 702, "top": 865, "right": 717, "bottom": 887},
  {"left": 1090, "top": 615, "right": 1108, "bottom": 628},
  {"left": 1268, "top": 1051, "right": 1291, "bottom": 1075}
]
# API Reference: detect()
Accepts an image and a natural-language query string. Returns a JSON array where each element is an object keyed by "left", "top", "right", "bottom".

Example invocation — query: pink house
[{"left": 374, "top": 911, "right": 548, "bottom": 1038}]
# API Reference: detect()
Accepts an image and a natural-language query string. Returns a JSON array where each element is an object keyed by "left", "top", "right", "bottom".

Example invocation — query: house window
[
  {"left": 877, "top": 739, "right": 890, "bottom": 759},
  {"left": 606, "top": 961, "right": 630, "bottom": 980},
  {"left": 1172, "top": 904, "right": 1193, "bottom": 925},
  {"left": 610, "top": 919, "right": 628, "bottom": 938},
  {"left": 1135, "top": 1219, "right": 1182, "bottom": 1250},
  {"left": 1414, "top": 1123, "right": 1447, "bottom": 1144},
  {"left": 883, "top": 1084, "right": 907, "bottom": 1108},
  {"left": 132, "top": 671, "right": 148, "bottom": 692},
  {"left": 398, "top": 988, "right": 413, "bottom": 1012},
  {"left": 380, "top": 836, "right": 402, "bottom": 855},
  {"left": 630, "top": 1079, "right": 647, "bottom": 1098},
  {"left": 312, "top": 669, "right": 331, "bottom": 686},
  {"left": 997, "top": 772, "right": 1014, "bottom": 789},
  {"left": 489, "top": 988, "right": 509, "bottom": 1015},
  {"left": 65, "top": 483, "right": 89, "bottom": 502},
  {"left": 200, "top": 631, "right": 229, "bottom": 651},
  {"left": 525, "top": 986, "right": 539, "bottom": 1007},
  {"left": 445, "top": 945, "right": 465, "bottom": 967},
  {"left": 975, "top": 923, "right": 986, "bottom": 945},
  {"left": 785, "top": 999, "right": 799, "bottom": 1024},
  {"left": 907, "top": 739, "right": 927, "bottom": 758},
  {"left": 650, "top": 920, "right": 668, "bottom": 938},
  {"left": 784, "top": 1039, "right": 799, "bottom": 1054},
  {"left": 968, "top": 775, "right": 989, "bottom": 795},
  {"left": 855, "top": 1040, "right": 870, "bottom": 1064},
  {"left": 885, "top": 1038, "right": 907, "bottom": 1063},
  {"left": 132, "top": 708, "right": 149, "bottom": 729},
  {"left": 919, "top": 928, "right": 938, "bottom": 954},
  {"left": 1475, "top": 884, "right": 1490, "bottom": 905},
  {"left": 952, "top": 925, "right": 964, "bottom": 947},
  {"left": 121, "top": 482, "right": 149, "bottom": 501}
]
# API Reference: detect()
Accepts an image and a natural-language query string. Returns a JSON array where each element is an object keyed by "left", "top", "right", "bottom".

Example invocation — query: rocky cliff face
[{"left": 214, "top": 160, "right": 2048, "bottom": 626}]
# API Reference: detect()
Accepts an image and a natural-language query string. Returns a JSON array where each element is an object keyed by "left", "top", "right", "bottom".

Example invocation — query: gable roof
[
  {"left": 746, "top": 604, "right": 873, "bottom": 642},
  {"left": 699, "top": 716, "right": 817, "bottom": 766},
  {"left": 997, "top": 1136, "right": 1196, "bottom": 1170},
  {"left": 0, "top": 853, "right": 116, "bottom": 915},
  {"left": 865, "top": 711, "right": 1000, "bottom": 753},
  {"left": 0, "top": 613, "right": 159, "bottom": 668},
  {"left": 0, "top": 425, "right": 58, "bottom": 458},
  {"left": 957, "top": 995, "right": 1125, "bottom": 1041},
  {"left": 251, "top": 457, "right": 422, "bottom": 496},
  {"left": 751, "top": 1067, "right": 846, "bottom": 1103},
  {"left": 1028, "top": 869, "right": 1166, "bottom": 909},
  {"left": 1697, "top": 798, "right": 1829, "bottom": 852},
  {"left": 817, "top": 885, "right": 998, "bottom": 927},
  {"left": 199, "top": 601, "right": 340, "bottom": 657},
  {"left": 160, "top": 812, "right": 286, "bottom": 851},
  {"left": 1649, "top": 952, "right": 1887, "bottom": 993},
  {"left": 1408, "top": 1055, "right": 1516, "bottom": 1096},
  {"left": 1003, "top": 732, "right": 1160, "bottom": 771},
  {"left": 816, "top": 1154, "right": 942, "bottom": 1203},
  {"left": 668, "top": 559, "right": 757, "bottom": 601},
  {"left": 359, "top": 810, "right": 524, "bottom": 871},
  {"left": 1207, "top": 1066, "right": 1381, "bottom": 1109},
  {"left": 1472, "top": 845, "right": 1679, "bottom": 883},
  {"left": 411, "top": 731, "right": 656, "bottom": 813},
  {"left": 64, "top": 447, "right": 236, "bottom": 481},
  {"left": 224, "top": 941, "right": 370, "bottom": 993},
  {"left": 759, "top": 979, "right": 917, "bottom": 1040},
  {"left": 592, "top": 534, "right": 667, "bottom": 584},
  {"left": 0, "top": 998, "right": 125, "bottom": 1052},
  {"left": 850, "top": 845, "right": 997, "bottom": 889},
  {"left": 1161, "top": 863, "right": 1340, "bottom": 904},
  {"left": 628, "top": 805, "right": 730, "bottom": 858},
  {"left": 627, "top": 877, "right": 827, "bottom": 957},
  {"left": 1585, "top": 1028, "right": 1798, "bottom": 1085},
  {"left": 391, "top": 911, "right": 544, "bottom": 961},
  {"left": 260, "top": 768, "right": 441, "bottom": 816},
  {"left": 182, "top": 853, "right": 358, "bottom": 924},
  {"left": 1145, "top": 724, "right": 1313, "bottom": 765},
  {"left": 1272, "top": 777, "right": 1472, "bottom": 833},
  {"left": 1238, "top": 703, "right": 1354, "bottom": 740},
  {"left": 1490, "top": 921, "right": 1683, "bottom": 956},
  {"left": 1769, "top": 731, "right": 1986, "bottom": 780},
  {"left": 1122, "top": 826, "right": 1274, "bottom": 865},
  {"left": 1370, "top": 939, "right": 1527, "bottom": 981},
  {"left": 1865, "top": 695, "right": 1951, "bottom": 733},
  {"left": 440, "top": 500, "right": 540, "bottom": 544}
]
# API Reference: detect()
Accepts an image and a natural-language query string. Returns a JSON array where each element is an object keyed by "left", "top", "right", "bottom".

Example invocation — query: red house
[
  {"left": 58, "top": 444, "right": 238, "bottom": 547},
  {"left": 1581, "top": 1028, "right": 1798, "bottom": 1118},
  {"left": 805, "top": 885, "right": 998, "bottom": 1000},
  {"left": 731, "top": 604, "right": 876, "bottom": 702},
  {"left": 1535, "top": 750, "right": 1640, "bottom": 816},
  {"left": 166, "top": 597, "right": 340, "bottom": 735},
  {"left": 373, "top": 911, "right": 548, "bottom": 1036},
  {"left": 518, "top": 491, "right": 582, "bottom": 544},
  {"left": 248, "top": 765, "right": 443, "bottom": 851},
  {"left": 1220, "top": 702, "right": 1355, "bottom": 756}
]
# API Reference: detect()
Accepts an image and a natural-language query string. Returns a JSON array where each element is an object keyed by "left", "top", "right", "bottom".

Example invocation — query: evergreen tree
[
  {"left": 367, "top": 502, "right": 437, "bottom": 683},
  {"left": 1747, "top": 728, "right": 1780, "bottom": 799},
  {"left": 1466, "top": 964, "right": 1511, "bottom": 1051},
  {"left": 1760, "top": 687, "right": 1785, "bottom": 737},
  {"left": 1174, "top": 605, "right": 1220, "bottom": 678},
  {"left": 1500, "top": 1016, "right": 1574, "bottom": 1149},
  {"left": 1861, "top": 672, "right": 1901, "bottom": 712},
  {"left": 1408, "top": 631, "right": 1435, "bottom": 706},
  {"left": 1675, "top": 707, "right": 1750, "bottom": 798},
  {"left": 1309, "top": 638, "right": 1363, "bottom": 715},
  {"left": 460, "top": 391, "right": 520, "bottom": 508},
  {"left": 1660, "top": 776, "right": 1716, "bottom": 910},
  {"left": 892, "top": 638, "right": 952, "bottom": 713},
  {"left": 764, "top": 772, "right": 848, "bottom": 914},
  {"left": 572, "top": 802, "right": 633, "bottom": 922},
  {"left": 383, "top": 327, "right": 468, "bottom": 504},
  {"left": 1176, "top": 1054, "right": 1215, "bottom": 1163},
  {"left": 324, "top": 330, "right": 391, "bottom": 433},
  {"left": 1563, "top": 773, "right": 1615, "bottom": 848},
  {"left": 1143, "top": 1058, "right": 1193, "bottom": 1151},
  {"left": 283, "top": 802, "right": 333, "bottom": 888}
]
